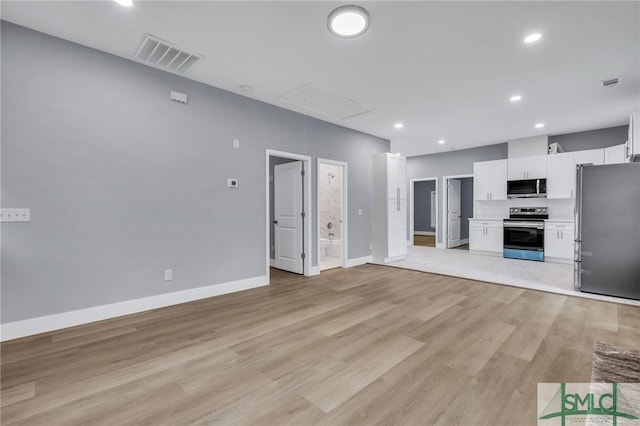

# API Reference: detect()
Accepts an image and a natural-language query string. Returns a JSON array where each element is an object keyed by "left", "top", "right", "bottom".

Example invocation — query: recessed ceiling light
[
  {"left": 114, "top": 0, "right": 133, "bottom": 6},
  {"left": 394, "top": 123, "right": 404, "bottom": 129},
  {"left": 438, "top": 140, "right": 446, "bottom": 145},
  {"left": 524, "top": 33, "right": 542, "bottom": 44},
  {"left": 510, "top": 95, "right": 522, "bottom": 102},
  {"left": 328, "top": 5, "right": 370, "bottom": 38},
  {"left": 535, "top": 123, "right": 545, "bottom": 129}
]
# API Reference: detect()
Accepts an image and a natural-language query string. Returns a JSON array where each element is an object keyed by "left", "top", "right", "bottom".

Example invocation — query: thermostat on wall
[{"left": 227, "top": 179, "right": 239, "bottom": 189}]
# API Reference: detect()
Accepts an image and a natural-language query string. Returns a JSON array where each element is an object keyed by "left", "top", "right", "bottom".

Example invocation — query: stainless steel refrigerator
[{"left": 574, "top": 162, "right": 640, "bottom": 300}]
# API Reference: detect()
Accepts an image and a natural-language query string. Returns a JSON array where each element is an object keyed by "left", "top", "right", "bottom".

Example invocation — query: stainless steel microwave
[{"left": 507, "top": 178, "right": 547, "bottom": 198}]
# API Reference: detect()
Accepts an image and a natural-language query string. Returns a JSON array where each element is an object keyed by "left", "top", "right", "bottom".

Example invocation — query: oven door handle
[{"left": 504, "top": 222, "right": 544, "bottom": 229}]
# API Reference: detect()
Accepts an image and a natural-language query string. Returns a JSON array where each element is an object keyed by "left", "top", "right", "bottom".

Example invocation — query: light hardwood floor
[
  {"left": 2, "top": 265, "right": 638, "bottom": 425},
  {"left": 414, "top": 234, "right": 435, "bottom": 247}
]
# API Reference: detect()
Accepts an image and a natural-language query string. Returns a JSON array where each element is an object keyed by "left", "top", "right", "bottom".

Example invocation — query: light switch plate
[
  {"left": 227, "top": 179, "right": 239, "bottom": 188},
  {"left": 0, "top": 208, "right": 31, "bottom": 222}
]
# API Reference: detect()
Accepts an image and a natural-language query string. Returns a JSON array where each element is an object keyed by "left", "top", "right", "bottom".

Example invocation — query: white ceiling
[{"left": 2, "top": 1, "right": 639, "bottom": 157}]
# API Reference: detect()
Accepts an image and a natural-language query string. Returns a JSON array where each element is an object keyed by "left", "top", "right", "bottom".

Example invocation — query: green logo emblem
[{"left": 539, "top": 383, "right": 639, "bottom": 426}]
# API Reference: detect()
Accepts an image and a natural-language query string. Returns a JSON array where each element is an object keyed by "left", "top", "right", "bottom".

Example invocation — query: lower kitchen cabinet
[
  {"left": 469, "top": 220, "right": 503, "bottom": 254},
  {"left": 544, "top": 222, "right": 575, "bottom": 262}
]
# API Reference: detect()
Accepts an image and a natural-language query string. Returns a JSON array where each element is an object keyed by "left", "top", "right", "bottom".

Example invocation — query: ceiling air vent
[
  {"left": 602, "top": 77, "right": 621, "bottom": 88},
  {"left": 134, "top": 34, "right": 203, "bottom": 73}
]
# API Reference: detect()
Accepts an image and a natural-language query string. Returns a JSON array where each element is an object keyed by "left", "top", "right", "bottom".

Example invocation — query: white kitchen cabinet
[
  {"left": 372, "top": 153, "right": 407, "bottom": 263},
  {"left": 544, "top": 222, "right": 575, "bottom": 263},
  {"left": 469, "top": 220, "right": 503, "bottom": 254},
  {"left": 507, "top": 155, "right": 547, "bottom": 180},
  {"left": 386, "top": 153, "right": 407, "bottom": 199},
  {"left": 473, "top": 159, "right": 507, "bottom": 200},
  {"left": 574, "top": 148, "right": 604, "bottom": 166},
  {"left": 604, "top": 144, "right": 627, "bottom": 165},
  {"left": 547, "top": 152, "right": 576, "bottom": 199}
]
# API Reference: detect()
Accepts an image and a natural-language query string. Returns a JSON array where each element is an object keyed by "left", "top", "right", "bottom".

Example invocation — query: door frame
[
  {"left": 266, "top": 149, "right": 313, "bottom": 279},
  {"left": 317, "top": 158, "right": 348, "bottom": 271},
  {"left": 442, "top": 173, "right": 473, "bottom": 250},
  {"left": 409, "top": 177, "right": 438, "bottom": 246}
]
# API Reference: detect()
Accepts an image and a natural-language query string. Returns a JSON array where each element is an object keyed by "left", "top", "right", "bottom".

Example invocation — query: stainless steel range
[{"left": 503, "top": 207, "right": 548, "bottom": 261}]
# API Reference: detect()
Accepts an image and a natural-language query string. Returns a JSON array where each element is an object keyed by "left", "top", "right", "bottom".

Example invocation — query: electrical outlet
[
  {"left": 357, "top": 209, "right": 363, "bottom": 216},
  {"left": 0, "top": 208, "right": 31, "bottom": 222},
  {"left": 369, "top": 243, "right": 372, "bottom": 250},
  {"left": 233, "top": 139, "right": 240, "bottom": 149},
  {"left": 164, "top": 269, "right": 173, "bottom": 281}
]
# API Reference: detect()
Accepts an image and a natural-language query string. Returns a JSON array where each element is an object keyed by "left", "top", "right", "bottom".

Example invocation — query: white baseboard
[
  {"left": 0, "top": 275, "right": 268, "bottom": 342},
  {"left": 414, "top": 231, "right": 436, "bottom": 236},
  {"left": 308, "top": 266, "right": 320, "bottom": 276},
  {"left": 345, "top": 255, "right": 372, "bottom": 268}
]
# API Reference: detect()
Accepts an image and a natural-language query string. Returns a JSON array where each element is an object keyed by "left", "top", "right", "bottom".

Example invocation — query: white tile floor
[
  {"left": 320, "top": 255, "right": 342, "bottom": 271},
  {"left": 378, "top": 246, "right": 640, "bottom": 307}
]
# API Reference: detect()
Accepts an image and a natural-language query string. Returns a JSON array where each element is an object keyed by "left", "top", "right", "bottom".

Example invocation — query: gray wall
[
  {"left": 550, "top": 125, "right": 629, "bottom": 152},
  {"left": 413, "top": 180, "right": 435, "bottom": 232},
  {"left": 0, "top": 22, "right": 389, "bottom": 323},
  {"left": 459, "top": 177, "right": 474, "bottom": 240},
  {"left": 407, "top": 144, "right": 508, "bottom": 244}
]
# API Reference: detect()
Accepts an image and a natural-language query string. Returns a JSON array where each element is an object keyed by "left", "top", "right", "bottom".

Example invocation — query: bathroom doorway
[{"left": 317, "top": 159, "right": 348, "bottom": 272}]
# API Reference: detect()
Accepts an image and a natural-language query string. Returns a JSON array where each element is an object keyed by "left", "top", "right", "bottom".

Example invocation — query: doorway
[
  {"left": 317, "top": 159, "right": 348, "bottom": 271},
  {"left": 410, "top": 178, "right": 438, "bottom": 248},
  {"left": 266, "top": 150, "right": 312, "bottom": 278},
  {"left": 442, "top": 174, "right": 474, "bottom": 250}
]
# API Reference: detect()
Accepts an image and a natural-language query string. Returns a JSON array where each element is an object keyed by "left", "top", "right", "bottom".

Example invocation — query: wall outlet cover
[
  {"left": 0, "top": 208, "right": 31, "bottom": 222},
  {"left": 164, "top": 269, "right": 173, "bottom": 281},
  {"left": 227, "top": 179, "right": 239, "bottom": 188}
]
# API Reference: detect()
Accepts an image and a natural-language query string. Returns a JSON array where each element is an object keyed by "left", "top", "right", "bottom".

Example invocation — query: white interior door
[
  {"left": 447, "top": 179, "right": 461, "bottom": 248},
  {"left": 274, "top": 161, "right": 304, "bottom": 274}
]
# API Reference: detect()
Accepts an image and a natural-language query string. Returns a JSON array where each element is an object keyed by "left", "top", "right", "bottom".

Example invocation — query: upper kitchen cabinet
[
  {"left": 604, "top": 144, "right": 627, "bottom": 165},
  {"left": 547, "top": 152, "right": 576, "bottom": 199},
  {"left": 507, "top": 155, "right": 547, "bottom": 180},
  {"left": 473, "top": 159, "right": 507, "bottom": 201},
  {"left": 574, "top": 148, "right": 604, "bottom": 166}
]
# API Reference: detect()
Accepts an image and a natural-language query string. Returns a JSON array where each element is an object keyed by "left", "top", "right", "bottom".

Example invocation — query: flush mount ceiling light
[
  {"left": 510, "top": 95, "right": 522, "bottom": 102},
  {"left": 328, "top": 5, "right": 370, "bottom": 38},
  {"left": 394, "top": 123, "right": 404, "bottom": 129},
  {"left": 535, "top": 123, "right": 545, "bottom": 129},
  {"left": 114, "top": 0, "right": 133, "bottom": 6},
  {"left": 438, "top": 140, "right": 446, "bottom": 145},
  {"left": 524, "top": 33, "right": 542, "bottom": 44}
]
